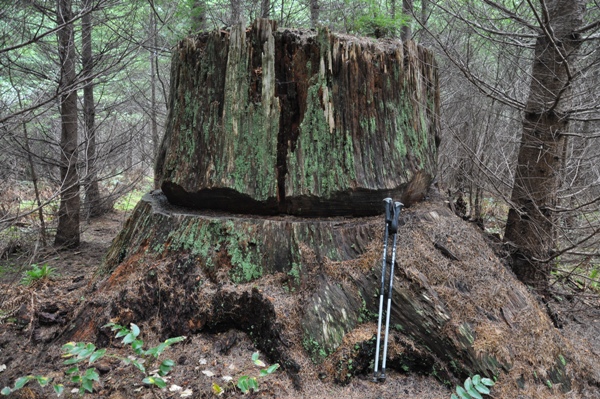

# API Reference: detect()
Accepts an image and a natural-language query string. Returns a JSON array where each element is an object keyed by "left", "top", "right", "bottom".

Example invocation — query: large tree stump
[{"left": 155, "top": 19, "right": 439, "bottom": 216}]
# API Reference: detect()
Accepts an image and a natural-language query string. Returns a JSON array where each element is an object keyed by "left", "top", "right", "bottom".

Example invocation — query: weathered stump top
[{"left": 155, "top": 19, "right": 439, "bottom": 216}]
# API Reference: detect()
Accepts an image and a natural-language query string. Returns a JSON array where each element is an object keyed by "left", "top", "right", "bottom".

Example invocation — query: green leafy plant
[
  {"left": 1, "top": 323, "right": 186, "bottom": 396},
  {"left": 61, "top": 342, "right": 105, "bottom": 394},
  {"left": 20, "top": 263, "right": 57, "bottom": 286},
  {"left": 104, "top": 322, "right": 186, "bottom": 389},
  {"left": 302, "top": 335, "right": 328, "bottom": 362},
  {"left": 211, "top": 351, "right": 279, "bottom": 395},
  {"left": 588, "top": 266, "right": 600, "bottom": 292},
  {"left": 348, "top": 0, "right": 408, "bottom": 38},
  {"left": 1, "top": 340, "right": 106, "bottom": 396},
  {"left": 0, "top": 375, "right": 62, "bottom": 396},
  {"left": 451, "top": 374, "right": 495, "bottom": 399}
]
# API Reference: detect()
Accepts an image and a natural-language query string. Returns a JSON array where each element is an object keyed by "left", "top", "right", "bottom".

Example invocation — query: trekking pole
[
  {"left": 379, "top": 201, "right": 403, "bottom": 382},
  {"left": 373, "top": 198, "right": 393, "bottom": 382}
]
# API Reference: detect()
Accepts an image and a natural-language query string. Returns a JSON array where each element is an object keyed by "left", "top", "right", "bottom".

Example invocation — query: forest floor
[{"left": 1, "top": 209, "right": 600, "bottom": 398}]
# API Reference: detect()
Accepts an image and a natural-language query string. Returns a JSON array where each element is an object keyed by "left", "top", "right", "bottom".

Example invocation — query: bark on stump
[{"left": 155, "top": 19, "right": 439, "bottom": 216}]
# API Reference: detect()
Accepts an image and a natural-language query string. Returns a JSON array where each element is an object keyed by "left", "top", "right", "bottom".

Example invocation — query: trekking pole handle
[
  {"left": 383, "top": 198, "right": 393, "bottom": 225},
  {"left": 389, "top": 201, "right": 404, "bottom": 234}
]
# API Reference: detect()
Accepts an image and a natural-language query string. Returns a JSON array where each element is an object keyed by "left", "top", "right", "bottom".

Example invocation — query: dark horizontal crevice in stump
[
  {"left": 283, "top": 187, "right": 412, "bottom": 217},
  {"left": 164, "top": 181, "right": 422, "bottom": 217},
  {"left": 162, "top": 182, "right": 279, "bottom": 215}
]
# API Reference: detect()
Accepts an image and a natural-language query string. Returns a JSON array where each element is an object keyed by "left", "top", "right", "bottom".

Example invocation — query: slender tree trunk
[
  {"left": 7, "top": 67, "right": 48, "bottom": 245},
  {"left": 504, "top": 0, "right": 585, "bottom": 291},
  {"left": 230, "top": 0, "right": 242, "bottom": 24},
  {"left": 191, "top": 0, "right": 207, "bottom": 32},
  {"left": 149, "top": 9, "right": 159, "bottom": 160},
  {"left": 82, "top": 0, "right": 101, "bottom": 219},
  {"left": 279, "top": 0, "right": 283, "bottom": 25},
  {"left": 309, "top": 0, "right": 319, "bottom": 28},
  {"left": 23, "top": 123, "right": 47, "bottom": 246},
  {"left": 421, "top": 0, "right": 428, "bottom": 26},
  {"left": 55, "top": 0, "right": 80, "bottom": 247},
  {"left": 261, "top": 0, "right": 270, "bottom": 18},
  {"left": 401, "top": 0, "right": 413, "bottom": 41},
  {"left": 126, "top": 137, "right": 133, "bottom": 170}
]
